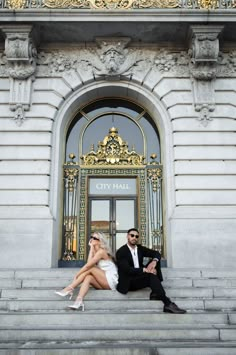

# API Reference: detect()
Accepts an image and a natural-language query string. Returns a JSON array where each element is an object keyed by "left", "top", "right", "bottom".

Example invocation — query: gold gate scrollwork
[
  {"left": 147, "top": 154, "right": 163, "bottom": 255},
  {"left": 62, "top": 153, "right": 79, "bottom": 260}
]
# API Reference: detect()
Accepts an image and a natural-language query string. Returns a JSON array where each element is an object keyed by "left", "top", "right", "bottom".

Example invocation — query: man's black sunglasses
[
  {"left": 90, "top": 236, "right": 100, "bottom": 241},
  {"left": 129, "top": 233, "right": 139, "bottom": 239}
]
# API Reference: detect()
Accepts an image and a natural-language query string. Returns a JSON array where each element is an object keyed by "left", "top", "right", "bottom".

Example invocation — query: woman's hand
[{"left": 73, "top": 272, "right": 80, "bottom": 280}]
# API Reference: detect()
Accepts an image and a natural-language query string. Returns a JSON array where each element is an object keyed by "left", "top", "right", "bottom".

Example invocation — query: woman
[{"left": 55, "top": 232, "right": 118, "bottom": 311}]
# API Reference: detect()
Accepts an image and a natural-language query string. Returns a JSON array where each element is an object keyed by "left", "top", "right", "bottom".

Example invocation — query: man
[{"left": 116, "top": 228, "right": 186, "bottom": 314}]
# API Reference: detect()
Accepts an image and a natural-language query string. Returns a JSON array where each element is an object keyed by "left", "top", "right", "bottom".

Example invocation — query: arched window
[{"left": 66, "top": 98, "right": 160, "bottom": 163}]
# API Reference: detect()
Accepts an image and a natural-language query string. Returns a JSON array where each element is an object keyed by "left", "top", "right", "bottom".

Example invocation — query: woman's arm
[{"left": 87, "top": 241, "right": 95, "bottom": 262}]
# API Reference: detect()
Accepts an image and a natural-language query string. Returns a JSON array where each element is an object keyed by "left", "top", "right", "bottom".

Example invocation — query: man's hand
[{"left": 146, "top": 260, "right": 158, "bottom": 274}]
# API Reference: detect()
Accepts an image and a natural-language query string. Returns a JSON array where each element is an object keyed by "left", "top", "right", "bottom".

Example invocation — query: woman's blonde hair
[{"left": 94, "top": 232, "right": 115, "bottom": 259}]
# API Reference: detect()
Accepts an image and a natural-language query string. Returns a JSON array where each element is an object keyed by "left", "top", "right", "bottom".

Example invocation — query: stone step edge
[
  {"left": 0, "top": 309, "right": 232, "bottom": 314},
  {"left": 1, "top": 340, "right": 236, "bottom": 346},
  {"left": 1, "top": 297, "right": 236, "bottom": 300},
  {"left": 0, "top": 325, "right": 230, "bottom": 330}
]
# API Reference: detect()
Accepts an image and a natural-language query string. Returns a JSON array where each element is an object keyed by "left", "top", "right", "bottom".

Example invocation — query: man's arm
[
  {"left": 140, "top": 245, "right": 161, "bottom": 261},
  {"left": 140, "top": 245, "right": 161, "bottom": 273}
]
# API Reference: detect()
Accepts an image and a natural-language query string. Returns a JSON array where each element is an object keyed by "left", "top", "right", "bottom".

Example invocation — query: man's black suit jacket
[{"left": 116, "top": 244, "right": 163, "bottom": 294}]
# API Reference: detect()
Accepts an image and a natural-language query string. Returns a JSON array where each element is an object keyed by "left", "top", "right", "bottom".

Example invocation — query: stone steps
[
  {"left": 0, "top": 298, "right": 236, "bottom": 312},
  {"left": 1, "top": 344, "right": 236, "bottom": 355},
  {"left": 0, "top": 299, "right": 221, "bottom": 311},
  {"left": 0, "top": 268, "right": 236, "bottom": 353},
  {"left": 3, "top": 278, "right": 236, "bottom": 288},
  {"left": 0, "top": 312, "right": 230, "bottom": 327},
  {"left": 0, "top": 288, "right": 217, "bottom": 298}
]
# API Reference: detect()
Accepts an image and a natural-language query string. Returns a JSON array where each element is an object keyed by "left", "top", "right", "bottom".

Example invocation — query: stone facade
[{"left": 0, "top": 19, "right": 236, "bottom": 268}]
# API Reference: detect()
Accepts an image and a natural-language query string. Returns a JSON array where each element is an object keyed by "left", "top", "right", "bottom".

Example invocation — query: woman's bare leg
[
  {"left": 62, "top": 266, "right": 109, "bottom": 292},
  {"left": 88, "top": 267, "right": 110, "bottom": 289},
  {"left": 76, "top": 275, "right": 103, "bottom": 300},
  {"left": 61, "top": 269, "right": 94, "bottom": 292}
]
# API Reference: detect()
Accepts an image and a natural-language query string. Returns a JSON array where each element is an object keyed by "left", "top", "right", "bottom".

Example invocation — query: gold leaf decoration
[
  {"left": 198, "top": 0, "right": 218, "bottom": 8},
  {"left": 43, "top": 0, "right": 180, "bottom": 8},
  {"left": 80, "top": 127, "right": 145, "bottom": 166},
  {"left": 6, "top": 0, "right": 27, "bottom": 8},
  {"left": 43, "top": 0, "right": 89, "bottom": 7}
]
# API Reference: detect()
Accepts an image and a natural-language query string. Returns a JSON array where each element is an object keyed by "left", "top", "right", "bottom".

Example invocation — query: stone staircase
[{"left": 0, "top": 268, "right": 236, "bottom": 355}]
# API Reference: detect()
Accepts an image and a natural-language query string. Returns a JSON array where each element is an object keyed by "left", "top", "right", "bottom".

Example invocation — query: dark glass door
[
  {"left": 88, "top": 173, "right": 138, "bottom": 255},
  {"left": 89, "top": 197, "right": 137, "bottom": 253}
]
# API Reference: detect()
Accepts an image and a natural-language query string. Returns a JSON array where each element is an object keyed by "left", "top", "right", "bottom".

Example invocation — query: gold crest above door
[{"left": 81, "top": 127, "right": 145, "bottom": 167}]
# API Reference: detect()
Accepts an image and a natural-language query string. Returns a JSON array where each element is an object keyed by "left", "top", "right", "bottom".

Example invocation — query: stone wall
[{"left": 0, "top": 24, "right": 235, "bottom": 268}]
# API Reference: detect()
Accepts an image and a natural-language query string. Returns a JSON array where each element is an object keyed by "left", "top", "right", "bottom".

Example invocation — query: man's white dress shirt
[{"left": 127, "top": 244, "right": 140, "bottom": 268}]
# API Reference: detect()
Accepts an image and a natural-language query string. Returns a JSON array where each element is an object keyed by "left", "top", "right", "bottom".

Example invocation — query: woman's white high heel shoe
[
  {"left": 55, "top": 286, "right": 74, "bottom": 300},
  {"left": 68, "top": 298, "right": 85, "bottom": 311}
]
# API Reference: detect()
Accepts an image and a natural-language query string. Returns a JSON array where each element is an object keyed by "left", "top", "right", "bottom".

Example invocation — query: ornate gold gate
[{"left": 61, "top": 127, "right": 163, "bottom": 265}]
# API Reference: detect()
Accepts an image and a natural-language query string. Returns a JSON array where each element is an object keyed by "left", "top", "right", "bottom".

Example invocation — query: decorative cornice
[
  {"left": 3, "top": 0, "right": 236, "bottom": 9},
  {"left": 43, "top": 0, "right": 179, "bottom": 9}
]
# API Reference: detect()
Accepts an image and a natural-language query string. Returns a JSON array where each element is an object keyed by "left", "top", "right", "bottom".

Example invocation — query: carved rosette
[{"left": 81, "top": 127, "right": 145, "bottom": 166}]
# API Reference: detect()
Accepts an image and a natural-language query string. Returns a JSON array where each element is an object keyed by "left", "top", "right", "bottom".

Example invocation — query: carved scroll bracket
[
  {"left": 0, "top": 25, "right": 37, "bottom": 125},
  {"left": 189, "top": 25, "right": 224, "bottom": 126}
]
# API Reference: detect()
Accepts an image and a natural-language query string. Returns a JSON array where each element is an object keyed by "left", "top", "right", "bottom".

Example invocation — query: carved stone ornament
[
  {"left": 93, "top": 37, "right": 131, "bottom": 76},
  {"left": 0, "top": 25, "right": 37, "bottom": 125},
  {"left": 9, "top": 77, "right": 32, "bottom": 126},
  {"left": 189, "top": 25, "right": 223, "bottom": 126},
  {"left": 217, "top": 50, "right": 236, "bottom": 77},
  {"left": 192, "top": 33, "right": 220, "bottom": 64},
  {"left": 11, "top": 104, "right": 27, "bottom": 126},
  {"left": 1, "top": 25, "right": 37, "bottom": 80},
  {"left": 195, "top": 103, "right": 214, "bottom": 127},
  {"left": 80, "top": 127, "right": 145, "bottom": 166},
  {"left": 36, "top": 42, "right": 192, "bottom": 84}
]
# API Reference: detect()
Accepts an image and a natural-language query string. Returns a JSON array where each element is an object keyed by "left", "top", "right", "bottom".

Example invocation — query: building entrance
[{"left": 60, "top": 98, "right": 164, "bottom": 267}]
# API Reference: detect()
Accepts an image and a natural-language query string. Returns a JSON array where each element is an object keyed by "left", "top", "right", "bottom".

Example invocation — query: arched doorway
[{"left": 59, "top": 98, "right": 164, "bottom": 266}]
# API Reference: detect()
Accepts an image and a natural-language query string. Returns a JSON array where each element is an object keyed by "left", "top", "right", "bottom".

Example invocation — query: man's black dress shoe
[{"left": 163, "top": 302, "right": 186, "bottom": 314}]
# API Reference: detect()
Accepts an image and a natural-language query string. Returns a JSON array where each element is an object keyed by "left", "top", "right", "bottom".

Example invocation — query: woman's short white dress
[{"left": 97, "top": 259, "right": 118, "bottom": 290}]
